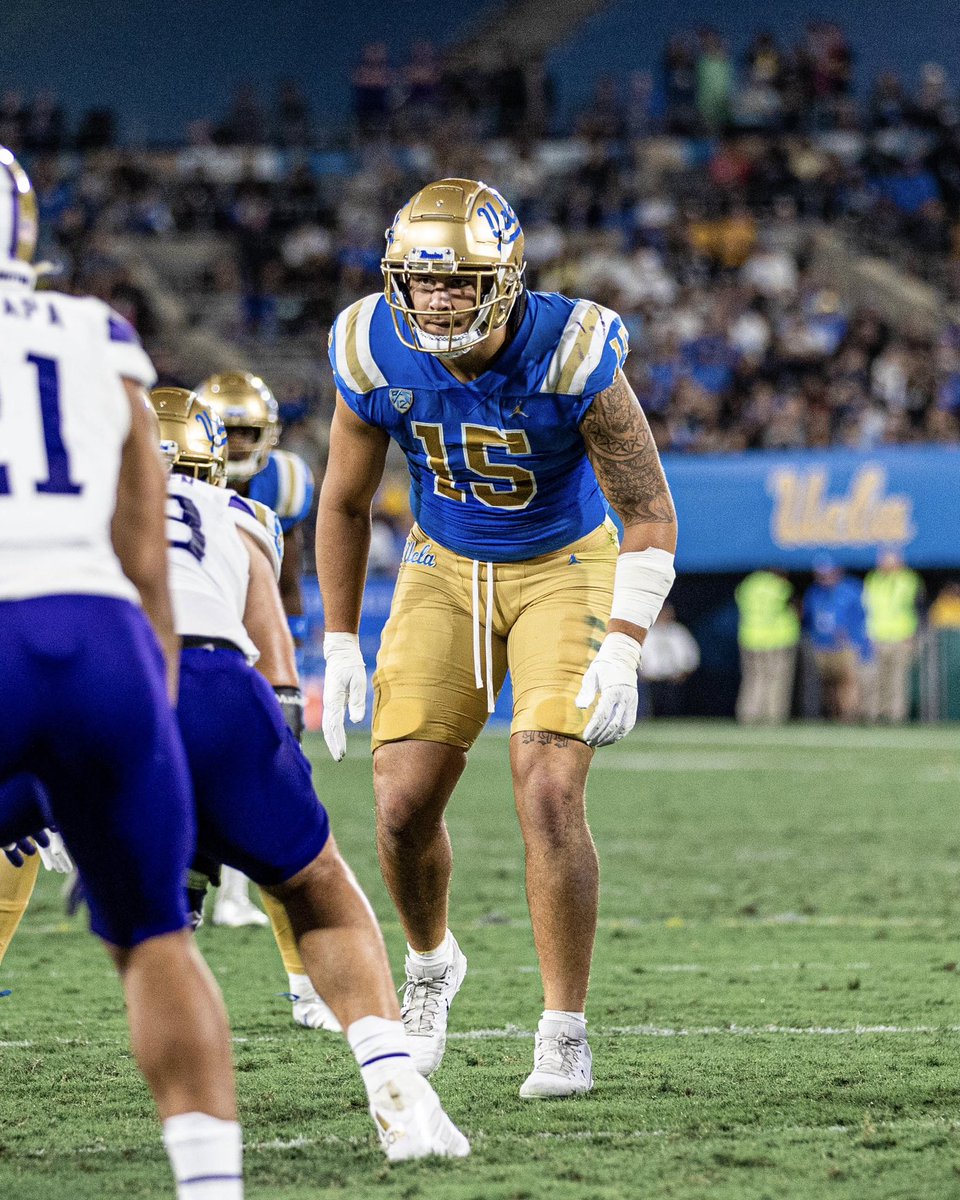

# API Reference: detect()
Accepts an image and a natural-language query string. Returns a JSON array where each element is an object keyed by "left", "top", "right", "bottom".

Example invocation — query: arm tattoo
[{"left": 580, "top": 371, "right": 676, "bottom": 527}]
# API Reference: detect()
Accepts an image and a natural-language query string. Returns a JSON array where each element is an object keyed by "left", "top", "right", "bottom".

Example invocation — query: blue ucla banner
[
  {"left": 295, "top": 445, "right": 960, "bottom": 730},
  {"left": 662, "top": 446, "right": 960, "bottom": 571}
]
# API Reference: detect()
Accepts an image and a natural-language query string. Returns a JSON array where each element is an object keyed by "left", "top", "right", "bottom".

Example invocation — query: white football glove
[
  {"left": 37, "top": 828, "right": 74, "bottom": 874},
  {"left": 575, "top": 632, "right": 643, "bottom": 748},
  {"left": 322, "top": 633, "right": 367, "bottom": 762}
]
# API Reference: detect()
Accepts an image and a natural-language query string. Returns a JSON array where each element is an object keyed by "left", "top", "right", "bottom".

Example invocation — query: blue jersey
[
  {"left": 803, "top": 577, "right": 872, "bottom": 660},
  {"left": 329, "top": 290, "right": 629, "bottom": 561},
  {"left": 247, "top": 449, "right": 314, "bottom": 534}
]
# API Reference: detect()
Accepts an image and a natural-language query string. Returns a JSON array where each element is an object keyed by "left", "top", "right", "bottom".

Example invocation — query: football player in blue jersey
[
  {"left": 193, "top": 371, "right": 316, "bottom": 936},
  {"left": 318, "top": 179, "right": 679, "bottom": 1098}
]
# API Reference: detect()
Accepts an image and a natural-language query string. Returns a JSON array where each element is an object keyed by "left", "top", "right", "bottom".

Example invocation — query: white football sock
[
  {"left": 542, "top": 1009, "right": 587, "bottom": 1035},
  {"left": 287, "top": 971, "right": 315, "bottom": 1001},
  {"left": 163, "top": 1111, "right": 242, "bottom": 1200},
  {"left": 347, "top": 1015, "right": 412, "bottom": 1096},
  {"left": 406, "top": 928, "right": 454, "bottom": 968},
  {"left": 217, "top": 867, "right": 249, "bottom": 905}
]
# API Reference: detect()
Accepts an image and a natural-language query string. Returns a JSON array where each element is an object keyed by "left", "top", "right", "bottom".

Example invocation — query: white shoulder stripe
[
  {"left": 333, "top": 306, "right": 364, "bottom": 396},
  {"left": 540, "top": 300, "right": 617, "bottom": 395},
  {"left": 355, "top": 293, "right": 388, "bottom": 390},
  {"left": 569, "top": 303, "right": 616, "bottom": 395},
  {"left": 540, "top": 299, "right": 592, "bottom": 394},
  {"left": 272, "top": 450, "right": 313, "bottom": 518}
]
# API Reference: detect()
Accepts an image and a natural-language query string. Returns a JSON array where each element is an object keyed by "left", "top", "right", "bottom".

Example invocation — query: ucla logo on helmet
[
  {"left": 476, "top": 186, "right": 522, "bottom": 250},
  {"left": 389, "top": 388, "right": 414, "bottom": 414},
  {"left": 195, "top": 407, "right": 227, "bottom": 451}
]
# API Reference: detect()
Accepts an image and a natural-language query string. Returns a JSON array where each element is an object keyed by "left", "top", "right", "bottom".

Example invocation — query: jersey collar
[{"left": 423, "top": 290, "right": 536, "bottom": 397}]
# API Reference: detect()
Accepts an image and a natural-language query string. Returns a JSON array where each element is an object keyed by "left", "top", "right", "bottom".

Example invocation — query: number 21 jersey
[{"left": 0, "top": 285, "right": 156, "bottom": 601}]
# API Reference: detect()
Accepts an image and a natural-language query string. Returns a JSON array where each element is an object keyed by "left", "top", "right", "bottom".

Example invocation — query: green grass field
[{"left": 3, "top": 721, "right": 960, "bottom": 1199}]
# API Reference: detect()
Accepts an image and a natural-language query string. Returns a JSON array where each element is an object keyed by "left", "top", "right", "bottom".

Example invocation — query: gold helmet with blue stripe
[
  {"left": 382, "top": 178, "right": 525, "bottom": 357},
  {"left": 0, "top": 147, "right": 39, "bottom": 287},
  {"left": 194, "top": 370, "right": 280, "bottom": 483},
  {"left": 149, "top": 386, "right": 229, "bottom": 487}
]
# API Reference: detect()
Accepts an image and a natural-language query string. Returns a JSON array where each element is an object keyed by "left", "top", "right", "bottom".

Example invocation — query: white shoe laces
[
  {"left": 535, "top": 1032, "right": 586, "bottom": 1077},
  {"left": 401, "top": 973, "right": 449, "bottom": 1032}
]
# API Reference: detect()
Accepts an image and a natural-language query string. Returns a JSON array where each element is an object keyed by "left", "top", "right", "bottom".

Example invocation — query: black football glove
[{"left": 274, "top": 685, "right": 305, "bottom": 743}]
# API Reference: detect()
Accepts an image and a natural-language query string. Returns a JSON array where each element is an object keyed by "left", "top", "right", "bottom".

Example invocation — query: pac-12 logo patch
[{"left": 389, "top": 388, "right": 414, "bottom": 413}]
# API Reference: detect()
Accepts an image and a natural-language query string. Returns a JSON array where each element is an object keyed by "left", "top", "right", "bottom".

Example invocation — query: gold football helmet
[
  {"left": 194, "top": 371, "right": 279, "bottom": 483},
  {"left": 0, "top": 147, "right": 39, "bottom": 284},
  {"left": 149, "top": 387, "right": 228, "bottom": 486},
  {"left": 382, "top": 178, "right": 525, "bottom": 357}
]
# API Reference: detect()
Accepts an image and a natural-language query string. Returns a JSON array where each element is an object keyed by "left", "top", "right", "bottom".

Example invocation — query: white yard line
[
  {"left": 447, "top": 1023, "right": 960, "bottom": 1039},
  {"left": 32, "top": 1115, "right": 960, "bottom": 1158},
  {"left": 11, "top": 911, "right": 950, "bottom": 939},
  {"left": 5, "top": 1021, "right": 960, "bottom": 1053}
]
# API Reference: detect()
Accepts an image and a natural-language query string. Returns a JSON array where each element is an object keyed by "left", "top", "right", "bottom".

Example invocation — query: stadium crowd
[{"left": 5, "top": 22, "right": 960, "bottom": 470}]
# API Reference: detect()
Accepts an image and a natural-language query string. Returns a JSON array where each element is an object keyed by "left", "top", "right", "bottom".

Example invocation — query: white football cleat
[
  {"left": 519, "top": 1017, "right": 594, "bottom": 1099},
  {"left": 212, "top": 867, "right": 270, "bottom": 927},
  {"left": 369, "top": 1068, "right": 470, "bottom": 1161},
  {"left": 290, "top": 979, "right": 341, "bottom": 1032},
  {"left": 211, "top": 896, "right": 270, "bottom": 927},
  {"left": 400, "top": 937, "right": 467, "bottom": 1076}
]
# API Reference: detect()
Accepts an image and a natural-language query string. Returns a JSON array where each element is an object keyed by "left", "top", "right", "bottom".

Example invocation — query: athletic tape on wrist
[
  {"left": 323, "top": 632, "right": 360, "bottom": 657},
  {"left": 609, "top": 548, "right": 676, "bottom": 630},
  {"left": 598, "top": 631, "right": 643, "bottom": 670}
]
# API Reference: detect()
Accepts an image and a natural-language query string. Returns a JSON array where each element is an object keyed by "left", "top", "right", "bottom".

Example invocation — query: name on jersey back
[{"left": 2, "top": 295, "right": 63, "bottom": 325}]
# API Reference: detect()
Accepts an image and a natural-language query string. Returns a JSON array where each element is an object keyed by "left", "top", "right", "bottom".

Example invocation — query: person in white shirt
[{"left": 639, "top": 603, "right": 701, "bottom": 717}]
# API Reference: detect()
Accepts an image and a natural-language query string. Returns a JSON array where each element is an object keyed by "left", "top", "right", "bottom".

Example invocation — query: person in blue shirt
[
  {"left": 802, "top": 555, "right": 872, "bottom": 722},
  {"left": 317, "top": 178, "right": 678, "bottom": 1099}
]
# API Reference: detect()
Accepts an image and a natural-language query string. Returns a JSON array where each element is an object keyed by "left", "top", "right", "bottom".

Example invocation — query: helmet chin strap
[
  {"left": 412, "top": 311, "right": 486, "bottom": 356},
  {"left": 411, "top": 278, "right": 501, "bottom": 357},
  {"left": 226, "top": 458, "right": 260, "bottom": 483}
]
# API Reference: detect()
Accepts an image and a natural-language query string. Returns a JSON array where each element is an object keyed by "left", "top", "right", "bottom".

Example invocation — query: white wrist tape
[
  {"left": 597, "top": 631, "right": 644, "bottom": 671},
  {"left": 609, "top": 548, "right": 676, "bottom": 630},
  {"left": 323, "top": 632, "right": 360, "bottom": 657}
]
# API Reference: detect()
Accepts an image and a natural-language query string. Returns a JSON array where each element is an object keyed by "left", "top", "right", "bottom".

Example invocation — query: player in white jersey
[
  {"left": 194, "top": 370, "right": 315, "bottom": 930},
  {"left": 0, "top": 149, "right": 244, "bottom": 1200},
  {"left": 150, "top": 388, "right": 469, "bottom": 1162}
]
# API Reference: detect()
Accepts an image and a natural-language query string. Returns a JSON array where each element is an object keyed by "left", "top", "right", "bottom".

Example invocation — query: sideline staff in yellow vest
[
  {"left": 735, "top": 569, "right": 800, "bottom": 723},
  {"left": 863, "top": 549, "right": 923, "bottom": 723}
]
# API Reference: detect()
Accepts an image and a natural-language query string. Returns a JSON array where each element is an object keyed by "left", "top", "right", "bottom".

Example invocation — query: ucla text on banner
[{"left": 661, "top": 446, "right": 960, "bottom": 571}]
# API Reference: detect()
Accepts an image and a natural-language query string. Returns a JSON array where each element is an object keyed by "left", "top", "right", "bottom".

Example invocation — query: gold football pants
[
  {"left": 0, "top": 853, "right": 40, "bottom": 967},
  {"left": 372, "top": 520, "right": 619, "bottom": 750}
]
